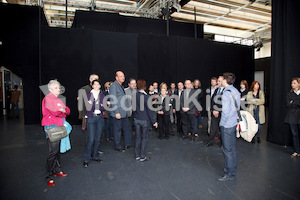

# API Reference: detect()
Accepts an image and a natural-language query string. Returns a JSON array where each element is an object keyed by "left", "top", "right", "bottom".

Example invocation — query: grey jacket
[
  {"left": 109, "top": 80, "right": 127, "bottom": 118},
  {"left": 180, "top": 89, "right": 197, "bottom": 114},
  {"left": 125, "top": 87, "right": 137, "bottom": 117}
]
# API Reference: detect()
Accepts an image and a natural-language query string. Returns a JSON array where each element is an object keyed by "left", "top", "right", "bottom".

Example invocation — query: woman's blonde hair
[
  {"left": 104, "top": 81, "right": 111, "bottom": 90},
  {"left": 160, "top": 82, "right": 168, "bottom": 90}
]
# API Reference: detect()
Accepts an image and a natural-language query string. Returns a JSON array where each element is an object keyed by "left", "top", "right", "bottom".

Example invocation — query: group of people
[
  {"left": 41, "top": 70, "right": 300, "bottom": 186},
  {"left": 206, "top": 77, "right": 266, "bottom": 146}
]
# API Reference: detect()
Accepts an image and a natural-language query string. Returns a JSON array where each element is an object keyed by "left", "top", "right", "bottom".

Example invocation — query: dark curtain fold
[
  {"left": 267, "top": 0, "right": 300, "bottom": 145},
  {"left": 71, "top": 10, "right": 204, "bottom": 39}
]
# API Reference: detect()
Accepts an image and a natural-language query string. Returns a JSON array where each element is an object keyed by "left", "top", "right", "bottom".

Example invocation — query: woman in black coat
[
  {"left": 157, "top": 88, "right": 172, "bottom": 140},
  {"left": 284, "top": 77, "right": 300, "bottom": 157},
  {"left": 240, "top": 80, "right": 248, "bottom": 110}
]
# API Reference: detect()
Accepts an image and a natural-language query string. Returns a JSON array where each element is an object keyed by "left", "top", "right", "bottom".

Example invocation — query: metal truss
[
  {"left": 247, "top": 30, "right": 271, "bottom": 40},
  {"left": 49, "top": 19, "right": 73, "bottom": 26}
]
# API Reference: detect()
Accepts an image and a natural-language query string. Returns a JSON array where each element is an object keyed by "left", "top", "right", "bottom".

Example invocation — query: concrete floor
[{"left": 0, "top": 113, "right": 300, "bottom": 200}]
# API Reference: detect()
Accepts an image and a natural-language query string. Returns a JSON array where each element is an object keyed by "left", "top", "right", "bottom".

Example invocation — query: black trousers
[
  {"left": 128, "top": 115, "right": 135, "bottom": 131},
  {"left": 158, "top": 114, "right": 170, "bottom": 138},
  {"left": 181, "top": 112, "right": 195, "bottom": 137},
  {"left": 176, "top": 111, "right": 182, "bottom": 134},
  {"left": 46, "top": 139, "right": 61, "bottom": 181},
  {"left": 208, "top": 113, "right": 221, "bottom": 144}
]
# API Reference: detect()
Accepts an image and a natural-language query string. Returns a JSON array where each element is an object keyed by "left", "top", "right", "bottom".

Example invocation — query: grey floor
[{"left": 0, "top": 113, "right": 300, "bottom": 200}]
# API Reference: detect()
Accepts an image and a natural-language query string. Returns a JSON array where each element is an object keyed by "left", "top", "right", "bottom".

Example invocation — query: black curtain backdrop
[
  {"left": 1, "top": 4, "right": 254, "bottom": 125},
  {"left": 267, "top": 0, "right": 300, "bottom": 145},
  {"left": 41, "top": 28, "right": 93, "bottom": 124},
  {"left": 0, "top": 3, "right": 47, "bottom": 124},
  {"left": 91, "top": 31, "right": 138, "bottom": 83},
  {"left": 72, "top": 10, "right": 203, "bottom": 39},
  {"left": 137, "top": 35, "right": 254, "bottom": 115}
]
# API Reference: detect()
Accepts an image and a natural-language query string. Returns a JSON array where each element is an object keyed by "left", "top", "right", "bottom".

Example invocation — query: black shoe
[
  {"left": 181, "top": 136, "right": 188, "bottom": 140},
  {"left": 251, "top": 138, "right": 255, "bottom": 144},
  {"left": 92, "top": 158, "right": 103, "bottom": 162},
  {"left": 115, "top": 148, "right": 124, "bottom": 152},
  {"left": 257, "top": 137, "right": 261, "bottom": 143},
  {"left": 122, "top": 146, "right": 131, "bottom": 151},
  {"left": 204, "top": 143, "right": 213, "bottom": 147},
  {"left": 140, "top": 157, "right": 150, "bottom": 162},
  {"left": 83, "top": 162, "right": 88, "bottom": 168}
]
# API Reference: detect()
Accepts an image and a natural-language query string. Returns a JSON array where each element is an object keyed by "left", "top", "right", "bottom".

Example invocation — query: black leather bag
[{"left": 47, "top": 126, "right": 67, "bottom": 142}]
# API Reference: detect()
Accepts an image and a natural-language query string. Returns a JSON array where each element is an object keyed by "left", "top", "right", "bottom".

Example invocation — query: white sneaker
[
  {"left": 291, "top": 152, "right": 299, "bottom": 157},
  {"left": 135, "top": 157, "right": 140, "bottom": 160}
]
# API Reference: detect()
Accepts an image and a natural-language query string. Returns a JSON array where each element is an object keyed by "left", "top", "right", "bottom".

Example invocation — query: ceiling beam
[
  {"left": 193, "top": 0, "right": 271, "bottom": 17},
  {"left": 182, "top": 6, "right": 269, "bottom": 25}
]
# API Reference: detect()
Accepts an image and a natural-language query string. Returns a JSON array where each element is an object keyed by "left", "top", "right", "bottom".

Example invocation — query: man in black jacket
[
  {"left": 157, "top": 88, "right": 172, "bottom": 139},
  {"left": 173, "top": 82, "right": 184, "bottom": 136},
  {"left": 180, "top": 80, "right": 200, "bottom": 141},
  {"left": 205, "top": 76, "right": 224, "bottom": 147}
]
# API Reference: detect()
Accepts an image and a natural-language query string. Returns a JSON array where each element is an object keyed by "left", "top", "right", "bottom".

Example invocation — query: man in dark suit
[
  {"left": 206, "top": 77, "right": 218, "bottom": 134},
  {"left": 168, "top": 82, "right": 177, "bottom": 135},
  {"left": 180, "top": 80, "right": 199, "bottom": 141},
  {"left": 109, "top": 71, "right": 132, "bottom": 152},
  {"left": 174, "top": 82, "right": 184, "bottom": 136},
  {"left": 205, "top": 76, "right": 224, "bottom": 147}
]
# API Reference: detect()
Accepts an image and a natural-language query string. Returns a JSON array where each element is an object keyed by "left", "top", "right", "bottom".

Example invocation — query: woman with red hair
[
  {"left": 134, "top": 79, "right": 158, "bottom": 161},
  {"left": 247, "top": 81, "right": 265, "bottom": 143}
]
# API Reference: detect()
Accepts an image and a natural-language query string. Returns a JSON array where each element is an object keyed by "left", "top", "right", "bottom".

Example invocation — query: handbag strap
[{"left": 227, "top": 89, "right": 242, "bottom": 122}]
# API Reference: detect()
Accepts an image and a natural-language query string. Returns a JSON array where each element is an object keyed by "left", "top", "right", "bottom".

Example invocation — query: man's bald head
[{"left": 115, "top": 71, "right": 125, "bottom": 84}]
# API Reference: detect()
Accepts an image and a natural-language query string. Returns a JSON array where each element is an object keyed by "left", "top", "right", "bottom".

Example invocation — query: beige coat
[{"left": 247, "top": 90, "right": 265, "bottom": 124}]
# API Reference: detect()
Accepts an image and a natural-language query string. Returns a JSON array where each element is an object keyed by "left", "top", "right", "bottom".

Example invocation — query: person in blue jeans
[
  {"left": 194, "top": 79, "right": 203, "bottom": 137},
  {"left": 247, "top": 81, "right": 265, "bottom": 144},
  {"left": 133, "top": 79, "right": 158, "bottom": 161},
  {"left": 10, "top": 85, "right": 21, "bottom": 118},
  {"left": 218, "top": 72, "right": 240, "bottom": 182},
  {"left": 284, "top": 77, "right": 300, "bottom": 157},
  {"left": 83, "top": 79, "right": 105, "bottom": 168}
]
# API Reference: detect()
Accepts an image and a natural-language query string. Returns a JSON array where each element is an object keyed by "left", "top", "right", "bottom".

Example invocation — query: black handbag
[{"left": 47, "top": 126, "right": 68, "bottom": 142}]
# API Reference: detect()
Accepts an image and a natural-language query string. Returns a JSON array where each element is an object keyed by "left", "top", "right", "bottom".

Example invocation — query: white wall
[{"left": 254, "top": 71, "right": 265, "bottom": 92}]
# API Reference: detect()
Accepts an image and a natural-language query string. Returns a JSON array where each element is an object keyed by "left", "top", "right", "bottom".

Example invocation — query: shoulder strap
[{"left": 227, "top": 90, "right": 242, "bottom": 122}]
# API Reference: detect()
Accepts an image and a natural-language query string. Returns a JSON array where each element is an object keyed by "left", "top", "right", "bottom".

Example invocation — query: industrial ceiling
[{"left": 3, "top": 0, "right": 271, "bottom": 41}]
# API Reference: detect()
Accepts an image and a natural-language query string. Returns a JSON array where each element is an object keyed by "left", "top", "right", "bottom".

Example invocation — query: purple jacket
[{"left": 85, "top": 92, "right": 105, "bottom": 118}]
